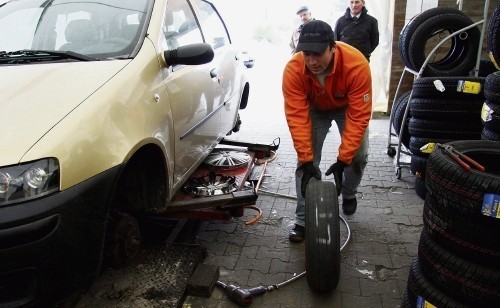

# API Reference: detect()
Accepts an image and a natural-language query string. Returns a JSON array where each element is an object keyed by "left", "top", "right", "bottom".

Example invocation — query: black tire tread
[{"left": 305, "top": 179, "right": 340, "bottom": 293}]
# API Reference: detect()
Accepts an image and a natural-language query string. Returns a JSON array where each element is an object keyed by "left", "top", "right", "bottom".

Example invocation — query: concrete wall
[{"left": 387, "top": 0, "right": 497, "bottom": 113}]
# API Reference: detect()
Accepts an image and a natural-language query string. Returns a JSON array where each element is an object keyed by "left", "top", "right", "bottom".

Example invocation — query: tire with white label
[
  {"left": 409, "top": 137, "right": 453, "bottom": 157},
  {"left": 423, "top": 193, "right": 500, "bottom": 266},
  {"left": 411, "top": 77, "right": 486, "bottom": 99},
  {"left": 305, "top": 179, "right": 340, "bottom": 293},
  {"left": 426, "top": 140, "right": 500, "bottom": 214},
  {"left": 424, "top": 140, "right": 500, "bottom": 265},
  {"left": 481, "top": 101, "right": 500, "bottom": 131}
]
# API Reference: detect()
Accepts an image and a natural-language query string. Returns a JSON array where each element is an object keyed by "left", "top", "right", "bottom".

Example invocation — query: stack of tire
[
  {"left": 402, "top": 140, "right": 500, "bottom": 307},
  {"left": 408, "top": 77, "right": 485, "bottom": 199},
  {"left": 393, "top": 6, "right": 487, "bottom": 199}
]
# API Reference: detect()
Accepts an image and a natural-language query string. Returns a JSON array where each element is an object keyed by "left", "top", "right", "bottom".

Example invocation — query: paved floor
[{"left": 182, "top": 88, "right": 422, "bottom": 307}]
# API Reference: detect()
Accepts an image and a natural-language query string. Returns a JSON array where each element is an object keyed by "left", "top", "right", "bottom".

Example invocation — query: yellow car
[{"left": 0, "top": 0, "right": 249, "bottom": 305}]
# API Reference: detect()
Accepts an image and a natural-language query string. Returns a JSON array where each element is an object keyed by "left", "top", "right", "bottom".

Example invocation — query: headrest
[{"left": 65, "top": 19, "right": 94, "bottom": 43}]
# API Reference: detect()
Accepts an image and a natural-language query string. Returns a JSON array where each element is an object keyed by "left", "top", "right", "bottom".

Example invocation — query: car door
[
  {"left": 161, "top": 0, "right": 224, "bottom": 190},
  {"left": 190, "top": 0, "right": 240, "bottom": 132}
]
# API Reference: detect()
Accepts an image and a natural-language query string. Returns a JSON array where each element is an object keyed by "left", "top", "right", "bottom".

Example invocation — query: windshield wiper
[{"left": 0, "top": 49, "right": 97, "bottom": 63}]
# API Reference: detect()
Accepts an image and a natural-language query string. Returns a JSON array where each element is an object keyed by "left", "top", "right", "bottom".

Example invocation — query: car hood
[{"left": 0, "top": 61, "right": 129, "bottom": 165}]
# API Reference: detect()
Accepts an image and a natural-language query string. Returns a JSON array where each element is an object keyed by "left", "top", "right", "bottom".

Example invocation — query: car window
[
  {"left": 162, "top": 0, "right": 203, "bottom": 50},
  {"left": 0, "top": 0, "right": 150, "bottom": 59},
  {"left": 193, "top": 0, "right": 230, "bottom": 49}
]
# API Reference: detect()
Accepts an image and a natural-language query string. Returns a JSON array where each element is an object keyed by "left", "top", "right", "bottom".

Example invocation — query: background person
[
  {"left": 334, "top": 0, "right": 379, "bottom": 61},
  {"left": 282, "top": 20, "right": 372, "bottom": 243},
  {"left": 289, "top": 5, "right": 313, "bottom": 54}
]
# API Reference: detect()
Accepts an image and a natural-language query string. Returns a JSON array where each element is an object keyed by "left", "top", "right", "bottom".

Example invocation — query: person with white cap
[
  {"left": 282, "top": 20, "right": 372, "bottom": 242},
  {"left": 289, "top": 5, "right": 313, "bottom": 54}
]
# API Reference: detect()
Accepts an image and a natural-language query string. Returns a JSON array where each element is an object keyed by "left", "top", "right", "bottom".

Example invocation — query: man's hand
[
  {"left": 301, "top": 161, "right": 321, "bottom": 197},
  {"left": 325, "top": 160, "right": 347, "bottom": 196}
]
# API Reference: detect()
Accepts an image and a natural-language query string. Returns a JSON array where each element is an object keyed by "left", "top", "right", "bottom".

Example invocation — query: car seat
[{"left": 59, "top": 19, "right": 95, "bottom": 51}]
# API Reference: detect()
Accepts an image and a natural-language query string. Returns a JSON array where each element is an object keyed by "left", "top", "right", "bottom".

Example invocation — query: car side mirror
[{"left": 162, "top": 43, "right": 214, "bottom": 67}]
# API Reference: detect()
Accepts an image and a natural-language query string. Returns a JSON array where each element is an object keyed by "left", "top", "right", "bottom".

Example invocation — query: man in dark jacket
[{"left": 334, "top": 0, "right": 379, "bottom": 61}]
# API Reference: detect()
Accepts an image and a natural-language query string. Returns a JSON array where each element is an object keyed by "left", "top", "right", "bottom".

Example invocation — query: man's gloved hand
[
  {"left": 325, "top": 160, "right": 347, "bottom": 196},
  {"left": 301, "top": 161, "right": 321, "bottom": 197}
]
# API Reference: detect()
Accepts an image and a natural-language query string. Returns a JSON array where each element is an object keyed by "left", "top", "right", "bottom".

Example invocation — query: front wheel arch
[{"left": 110, "top": 144, "right": 169, "bottom": 215}]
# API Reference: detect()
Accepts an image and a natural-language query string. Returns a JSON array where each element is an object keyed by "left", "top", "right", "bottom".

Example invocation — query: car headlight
[{"left": 0, "top": 158, "right": 59, "bottom": 206}]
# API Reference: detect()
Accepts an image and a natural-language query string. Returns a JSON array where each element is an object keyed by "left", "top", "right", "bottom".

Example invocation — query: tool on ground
[
  {"left": 437, "top": 143, "right": 486, "bottom": 172},
  {"left": 214, "top": 281, "right": 267, "bottom": 306}
]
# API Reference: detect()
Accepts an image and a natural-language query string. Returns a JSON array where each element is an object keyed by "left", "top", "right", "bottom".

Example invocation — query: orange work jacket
[{"left": 282, "top": 41, "right": 372, "bottom": 164}]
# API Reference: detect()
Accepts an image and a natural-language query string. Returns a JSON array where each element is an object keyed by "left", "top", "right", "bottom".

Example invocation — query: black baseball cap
[{"left": 296, "top": 20, "right": 335, "bottom": 54}]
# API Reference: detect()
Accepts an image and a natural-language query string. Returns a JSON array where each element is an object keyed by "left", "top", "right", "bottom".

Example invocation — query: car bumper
[{"left": 0, "top": 166, "right": 120, "bottom": 307}]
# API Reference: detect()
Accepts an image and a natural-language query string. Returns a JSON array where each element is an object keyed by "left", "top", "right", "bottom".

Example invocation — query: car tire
[
  {"left": 408, "top": 118, "right": 482, "bottom": 139},
  {"left": 426, "top": 140, "right": 500, "bottom": 215},
  {"left": 391, "top": 90, "right": 412, "bottom": 149},
  {"left": 487, "top": 4, "right": 500, "bottom": 70},
  {"left": 414, "top": 177, "right": 427, "bottom": 200},
  {"left": 407, "top": 12, "right": 480, "bottom": 77},
  {"left": 418, "top": 227, "right": 500, "bottom": 305},
  {"left": 410, "top": 153, "right": 428, "bottom": 178},
  {"left": 409, "top": 97, "right": 483, "bottom": 120},
  {"left": 424, "top": 140, "right": 500, "bottom": 265},
  {"left": 482, "top": 126, "right": 500, "bottom": 141},
  {"left": 305, "top": 178, "right": 340, "bottom": 293},
  {"left": 485, "top": 71, "right": 500, "bottom": 104},
  {"left": 406, "top": 257, "right": 466, "bottom": 308},
  {"left": 479, "top": 58, "right": 499, "bottom": 77},
  {"left": 398, "top": 7, "right": 469, "bottom": 72},
  {"left": 424, "top": 194, "right": 500, "bottom": 266}
]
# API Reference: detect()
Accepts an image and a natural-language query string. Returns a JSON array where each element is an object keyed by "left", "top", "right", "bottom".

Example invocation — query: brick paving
[{"left": 182, "top": 112, "right": 423, "bottom": 307}]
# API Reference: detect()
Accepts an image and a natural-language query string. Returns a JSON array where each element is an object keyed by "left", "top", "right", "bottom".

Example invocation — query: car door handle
[{"left": 210, "top": 68, "right": 218, "bottom": 78}]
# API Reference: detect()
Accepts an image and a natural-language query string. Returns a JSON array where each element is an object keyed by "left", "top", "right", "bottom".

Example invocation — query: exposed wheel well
[{"left": 110, "top": 144, "right": 168, "bottom": 214}]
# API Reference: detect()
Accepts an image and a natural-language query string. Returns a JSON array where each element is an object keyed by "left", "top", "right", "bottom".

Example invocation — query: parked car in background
[
  {"left": 0, "top": 0, "right": 249, "bottom": 306},
  {"left": 241, "top": 50, "right": 255, "bottom": 68}
]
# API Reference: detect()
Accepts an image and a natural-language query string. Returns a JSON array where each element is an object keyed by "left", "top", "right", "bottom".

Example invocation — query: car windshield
[{"left": 0, "top": 0, "right": 151, "bottom": 61}]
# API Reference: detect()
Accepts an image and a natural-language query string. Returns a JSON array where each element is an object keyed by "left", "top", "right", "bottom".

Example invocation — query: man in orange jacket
[{"left": 282, "top": 20, "right": 372, "bottom": 242}]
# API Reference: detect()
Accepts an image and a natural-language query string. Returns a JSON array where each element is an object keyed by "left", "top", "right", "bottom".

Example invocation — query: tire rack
[{"left": 386, "top": 0, "right": 491, "bottom": 179}]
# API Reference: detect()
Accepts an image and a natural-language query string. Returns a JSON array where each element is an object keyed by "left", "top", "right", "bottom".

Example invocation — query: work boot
[
  {"left": 342, "top": 198, "right": 357, "bottom": 215},
  {"left": 288, "top": 224, "right": 305, "bottom": 242}
]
